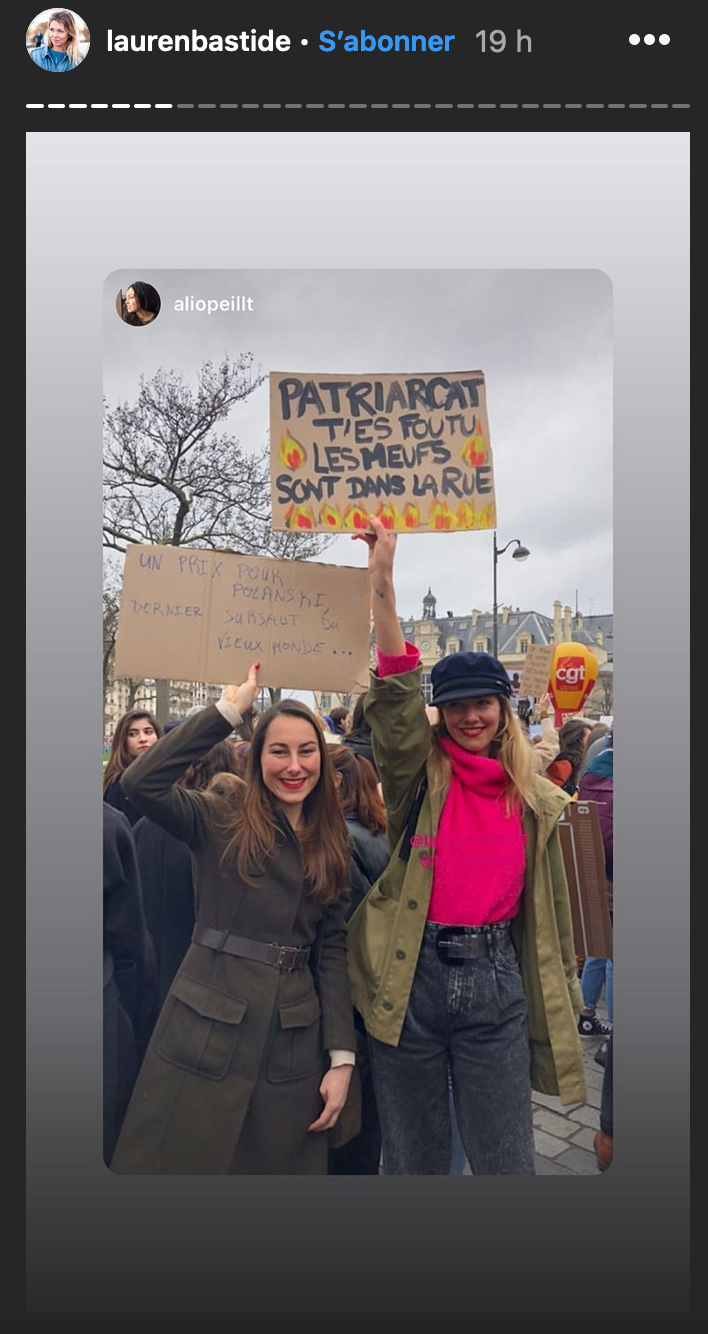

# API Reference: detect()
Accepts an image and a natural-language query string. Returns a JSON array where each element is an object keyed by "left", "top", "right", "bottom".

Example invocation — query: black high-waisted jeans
[{"left": 368, "top": 920, "right": 536, "bottom": 1175}]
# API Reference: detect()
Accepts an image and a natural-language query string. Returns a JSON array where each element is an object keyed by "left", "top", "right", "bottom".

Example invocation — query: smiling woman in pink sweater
[{"left": 347, "top": 517, "right": 585, "bottom": 1175}]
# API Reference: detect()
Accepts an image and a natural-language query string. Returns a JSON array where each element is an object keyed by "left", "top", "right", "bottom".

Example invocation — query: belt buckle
[
  {"left": 436, "top": 927, "right": 465, "bottom": 966},
  {"left": 277, "top": 944, "right": 298, "bottom": 971}
]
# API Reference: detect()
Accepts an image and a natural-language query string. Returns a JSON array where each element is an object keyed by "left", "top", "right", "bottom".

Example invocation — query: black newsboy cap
[{"left": 430, "top": 651, "right": 512, "bottom": 706}]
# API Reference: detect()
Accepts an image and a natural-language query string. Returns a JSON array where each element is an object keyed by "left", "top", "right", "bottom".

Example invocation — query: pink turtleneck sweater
[{"left": 377, "top": 642, "right": 526, "bottom": 926}]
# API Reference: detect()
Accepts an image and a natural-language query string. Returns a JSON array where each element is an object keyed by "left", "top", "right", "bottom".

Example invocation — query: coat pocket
[
  {"left": 156, "top": 973, "right": 247, "bottom": 1081},
  {"left": 267, "top": 993, "right": 323, "bottom": 1084}
]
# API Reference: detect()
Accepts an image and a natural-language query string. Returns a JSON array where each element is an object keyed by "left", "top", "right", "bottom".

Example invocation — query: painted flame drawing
[
  {"left": 283, "top": 502, "right": 316, "bottom": 530},
  {"left": 318, "top": 503, "right": 344, "bottom": 530},
  {"left": 278, "top": 432, "right": 307, "bottom": 471},
  {"left": 343, "top": 503, "right": 371, "bottom": 531},
  {"left": 374, "top": 502, "right": 400, "bottom": 531},
  {"left": 455, "top": 500, "right": 478, "bottom": 530},
  {"left": 400, "top": 503, "right": 421, "bottom": 530},
  {"left": 476, "top": 502, "right": 496, "bottom": 529},
  {"left": 428, "top": 500, "right": 456, "bottom": 531},
  {"left": 461, "top": 430, "right": 488, "bottom": 469}
]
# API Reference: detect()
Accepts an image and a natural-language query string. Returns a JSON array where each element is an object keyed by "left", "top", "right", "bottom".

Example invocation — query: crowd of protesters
[{"left": 103, "top": 525, "right": 613, "bottom": 1174}]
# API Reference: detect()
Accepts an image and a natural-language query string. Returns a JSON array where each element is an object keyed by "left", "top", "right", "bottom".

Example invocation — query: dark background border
[{"left": 26, "top": 128, "right": 689, "bottom": 1314}]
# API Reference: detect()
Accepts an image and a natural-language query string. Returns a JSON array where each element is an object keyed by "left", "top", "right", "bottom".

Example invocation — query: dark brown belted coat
[{"left": 110, "top": 706, "right": 356, "bottom": 1175}]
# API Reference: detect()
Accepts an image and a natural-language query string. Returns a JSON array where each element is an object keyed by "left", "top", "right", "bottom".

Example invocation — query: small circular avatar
[{"left": 27, "top": 9, "right": 89, "bottom": 71}]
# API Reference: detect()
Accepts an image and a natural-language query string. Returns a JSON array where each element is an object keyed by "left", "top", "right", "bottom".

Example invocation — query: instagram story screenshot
[{"left": 25, "top": 9, "right": 690, "bottom": 1317}]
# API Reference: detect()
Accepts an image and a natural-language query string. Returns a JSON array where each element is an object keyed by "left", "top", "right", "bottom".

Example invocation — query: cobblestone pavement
[
  {"left": 462, "top": 1004, "right": 611, "bottom": 1176},
  {"left": 529, "top": 1025, "right": 608, "bottom": 1176}
]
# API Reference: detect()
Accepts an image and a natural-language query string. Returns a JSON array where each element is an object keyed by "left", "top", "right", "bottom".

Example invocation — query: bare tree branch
[
  {"left": 104, "top": 356, "right": 333, "bottom": 562},
  {"left": 104, "top": 356, "right": 335, "bottom": 722}
]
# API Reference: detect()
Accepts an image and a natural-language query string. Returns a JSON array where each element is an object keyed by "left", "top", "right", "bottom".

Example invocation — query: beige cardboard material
[
  {"left": 558, "top": 802, "right": 613, "bottom": 960},
  {"left": 270, "top": 370, "right": 497, "bottom": 534},
  {"left": 114, "top": 544, "right": 371, "bottom": 693},
  {"left": 519, "top": 644, "right": 555, "bottom": 697}
]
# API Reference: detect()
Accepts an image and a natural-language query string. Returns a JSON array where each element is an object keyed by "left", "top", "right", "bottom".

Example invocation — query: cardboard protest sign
[
  {"left": 270, "top": 370, "right": 497, "bottom": 534},
  {"left": 518, "top": 644, "right": 555, "bottom": 698},
  {"left": 557, "top": 802, "right": 613, "bottom": 960},
  {"left": 113, "top": 545, "right": 371, "bottom": 693}
]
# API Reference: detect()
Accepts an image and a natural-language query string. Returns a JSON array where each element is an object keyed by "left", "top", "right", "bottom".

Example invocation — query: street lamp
[{"left": 492, "top": 533, "right": 530, "bottom": 658}]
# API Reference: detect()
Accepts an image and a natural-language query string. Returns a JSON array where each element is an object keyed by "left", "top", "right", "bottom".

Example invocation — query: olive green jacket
[{"left": 347, "top": 666, "right": 587, "bottom": 1106}]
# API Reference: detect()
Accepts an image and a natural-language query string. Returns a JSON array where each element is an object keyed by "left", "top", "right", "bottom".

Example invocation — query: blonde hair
[
  {"left": 46, "top": 11, "right": 84, "bottom": 67},
  {"left": 430, "top": 696, "right": 539, "bottom": 815}
]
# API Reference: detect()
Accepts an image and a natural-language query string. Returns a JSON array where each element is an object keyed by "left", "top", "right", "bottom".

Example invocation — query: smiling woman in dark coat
[{"left": 110, "top": 665, "right": 356, "bottom": 1175}]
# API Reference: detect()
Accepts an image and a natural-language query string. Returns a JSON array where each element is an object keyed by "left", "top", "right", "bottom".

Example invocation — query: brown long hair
[
  {"left": 329, "top": 745, "right": 386, "bottom": 833},
  {"left": 181, "top": 739, "right": 241, "bottom": 791},
  {"left": 329, "top": 706, "right": 350, "bottom": 734},
  {"left": 216, "top": 700, "right": 350, "bottom": 905},
  {"left": 430, "top": 695, "right": 539, "bottom": 814},
  {"left": 228, "top": 740, "right": 252, "bottom": 780},
  {"left": 103, "top": 710, "right": 162, "bottom": 789},
  {"left": 555, "top": 717, "right": 593, "bottom": 790},
  {"left": 347, "top": 693, "right": 370, "bottom": 739},
  {"left": 235, "top": 706, "right": 257, "bottom": 742}
]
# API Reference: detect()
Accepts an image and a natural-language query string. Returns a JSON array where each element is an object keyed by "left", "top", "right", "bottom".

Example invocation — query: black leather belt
[
  {"left": 434, "top": 921, "right": 512, "bottom": 963},
  {"left": 192, "top": 924, "right": 311, "bottom": 972}
]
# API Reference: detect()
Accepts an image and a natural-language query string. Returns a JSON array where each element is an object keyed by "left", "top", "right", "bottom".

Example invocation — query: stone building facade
[
  {"left": 103, "top": 677, "right": 223, "bottom": 745},
  {"left": 315, "top": 591, "right": 613, "bottom": 719}
]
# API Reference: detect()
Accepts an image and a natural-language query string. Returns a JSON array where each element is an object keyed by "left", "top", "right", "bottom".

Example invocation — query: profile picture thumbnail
[
  {"left": 115, "top": 283, "right": 162, "bottom": 327},
  {"left": 27, "top": 9, "right": 90, "bottom": 71}
]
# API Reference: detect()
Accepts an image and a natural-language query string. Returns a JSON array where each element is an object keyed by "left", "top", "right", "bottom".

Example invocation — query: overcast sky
[{"left": 105, "top": 268, "right": 612, "bottom": 638}]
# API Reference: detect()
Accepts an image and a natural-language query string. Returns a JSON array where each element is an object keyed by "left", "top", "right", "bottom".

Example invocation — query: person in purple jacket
[{"left": 577, "top": 734, "right": 613, "bottom": 1054}]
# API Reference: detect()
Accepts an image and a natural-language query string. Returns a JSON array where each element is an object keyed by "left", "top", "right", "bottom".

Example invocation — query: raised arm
[
  {"left": 531, "top": 692, "right": 560, "bottom": 771},
  {"left": 354, "top": 519, "right": 431, "bottom": 845},
  {"left": 121, "top": 665, "right": 260, "bottom": 846},
  {"left": 354, "top": 514, "right": 406, "bottom": 656}
]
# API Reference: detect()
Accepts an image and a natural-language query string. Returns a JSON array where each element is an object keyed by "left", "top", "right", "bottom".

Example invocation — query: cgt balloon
[{"left": 549, "top": 642, "right": 599, "bottom": 721}]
